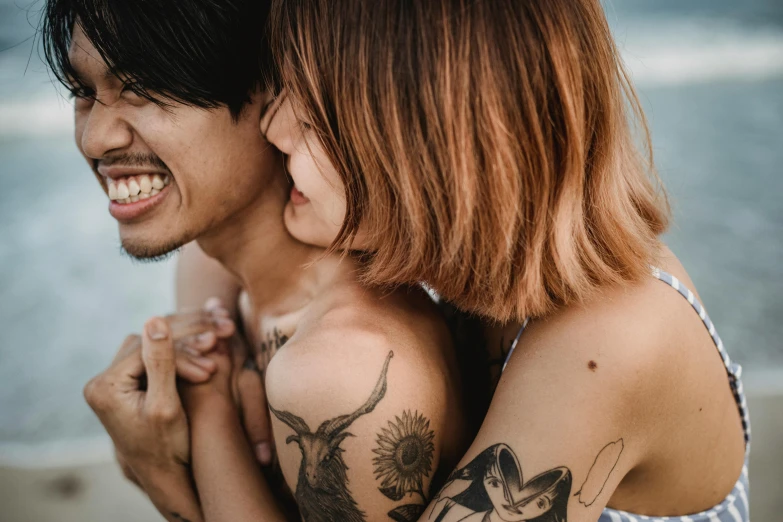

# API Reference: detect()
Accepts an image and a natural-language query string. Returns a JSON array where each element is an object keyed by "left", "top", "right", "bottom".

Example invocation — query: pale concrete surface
[
  {"left": 747, "top": 392, "right": 783, "bottom": 522},
  {"left": 0, "top": 460, "right": 163, "bottom": 522}
]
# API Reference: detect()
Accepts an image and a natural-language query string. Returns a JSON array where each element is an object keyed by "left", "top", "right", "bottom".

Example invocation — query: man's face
[{"left": 69, "top": 26, "right": 276, "bottom": 259}]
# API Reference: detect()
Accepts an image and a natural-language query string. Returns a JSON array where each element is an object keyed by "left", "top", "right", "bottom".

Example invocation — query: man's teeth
[{"left": 107, "top": 174, "right": 170, "bottom": 204}]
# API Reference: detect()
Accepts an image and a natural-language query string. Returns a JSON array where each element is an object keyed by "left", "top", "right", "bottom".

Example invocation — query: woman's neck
[{"left": 196, "top": 177, "right": 354, "bottom": 318}]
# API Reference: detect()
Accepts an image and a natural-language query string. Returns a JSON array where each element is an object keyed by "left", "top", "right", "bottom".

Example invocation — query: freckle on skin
[{"left": 588, "top": 360, "right": 598, "bottom": 371}]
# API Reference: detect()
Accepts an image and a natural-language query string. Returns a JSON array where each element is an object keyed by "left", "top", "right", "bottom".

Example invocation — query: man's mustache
[{"left": 95, "top": 153, "right": 170, "bottom": 172}]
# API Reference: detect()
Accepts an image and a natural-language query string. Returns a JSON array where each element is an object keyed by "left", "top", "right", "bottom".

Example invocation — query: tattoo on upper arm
[
  {"left": 269, "top": 351, "right": 394, "bottom": 522},
  {"left": 575, "top": 439, "right": 624, "bottom": 507},
  {"left": 429, "top": 439, "right": 624, "bottom": 522},
  {"left": 373, "top": 410, "right": 436, "bottom": 521},
  {"left": 430, "top": 444, "right": 572, "bottom": 522}
]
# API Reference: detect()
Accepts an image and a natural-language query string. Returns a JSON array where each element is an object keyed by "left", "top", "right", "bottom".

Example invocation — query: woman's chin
[{"left": 283, "top": 203, "right": 336, "bottom": 249}]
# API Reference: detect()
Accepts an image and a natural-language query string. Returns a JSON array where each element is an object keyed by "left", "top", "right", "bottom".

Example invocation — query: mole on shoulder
[{"left": 587, "top": 360, "right": 598, "bottom": 371}]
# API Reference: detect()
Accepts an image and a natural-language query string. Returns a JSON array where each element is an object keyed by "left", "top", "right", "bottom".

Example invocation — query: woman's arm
[
  {"left": 188, "top": 392, "right": 290, "bottom": 522},
  {"left": 421, "top": 309, "right": 657, "bottom": 522},
  {"left": 185, "top": 327, "right": 454, "bottom": 522}
]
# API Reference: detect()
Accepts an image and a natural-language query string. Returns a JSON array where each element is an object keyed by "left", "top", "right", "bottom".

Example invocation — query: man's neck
[{"left": 195, "top": 174, "right": 335, "bottom": 317}]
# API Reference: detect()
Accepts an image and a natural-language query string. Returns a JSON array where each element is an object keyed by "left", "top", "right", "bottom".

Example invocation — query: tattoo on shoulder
[
  {"left": 260, "top": 327, "right": 289, "bottom": 355},
  {"left": 428, "top": 439, "right": 623, "bottom": 522},
  {"left": 373, "top": 410, "right": 436, "bottom": 521},
  {"left": 269, "top": 351, "right": 394, "bottom": 522}
]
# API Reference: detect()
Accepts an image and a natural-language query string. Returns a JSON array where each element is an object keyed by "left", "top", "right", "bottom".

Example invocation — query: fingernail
[
  {"left": 146, "top": 318, "right": 169, "bottom": 341},
  {"left": 255, "top": 443, "right": 272, "bottom": 465},
  {"left": 196, "top": 332, "right": 215, "bottom": 345},
  {"left": 193, "top": 357, "right": 216, "bottom": 370},
  {"left": 214, "top": 317, "right": 234, "bottom": 330},
  {"left": 204, "top": 297, "right": 223, "bottom": 311}
]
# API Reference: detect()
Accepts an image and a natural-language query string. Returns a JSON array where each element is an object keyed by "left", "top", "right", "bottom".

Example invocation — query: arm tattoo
[
  {"left": 170, "top": 513, "right": 192, "bottom": 522},
  {"left": 575, "top": 439, "right": 624, "bottom": 507},
  {"left": 373, "top": 411, "right": 436, "bottom": 521},
  {"left": 429, "top": 439, "right": 624, "bottom": 522},
  {"left": 269, "top": 351, "right": 394, "bottom": 522},
  {"left": 430, "top": 444, "right": 572, "bottom": 522}
]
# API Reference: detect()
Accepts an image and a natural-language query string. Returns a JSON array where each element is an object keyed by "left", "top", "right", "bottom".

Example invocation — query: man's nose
[{"left": 79, "top": 101, "right": 134, "bottom": 160}]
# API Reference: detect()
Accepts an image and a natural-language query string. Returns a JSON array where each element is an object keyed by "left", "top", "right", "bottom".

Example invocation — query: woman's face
[
  {"left": 263, "top": 96, "right": 361, "bottom": 249},
  {"left": 483, "top": 473, "right": 554, "bottom": 522}
]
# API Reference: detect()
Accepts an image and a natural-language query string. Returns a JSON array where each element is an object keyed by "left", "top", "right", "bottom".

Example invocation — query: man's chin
[{"left": 120, "top": 238, "right": 186, "bottom": 262}]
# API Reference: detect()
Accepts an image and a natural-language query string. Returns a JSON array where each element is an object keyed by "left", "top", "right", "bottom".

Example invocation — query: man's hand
[{"left": 85, "top": 310, "right": 232, "bottom": 485}]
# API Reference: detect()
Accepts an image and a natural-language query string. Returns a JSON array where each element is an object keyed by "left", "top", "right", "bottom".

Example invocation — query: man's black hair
[{"left": 41, "top": 0, "right": 272, "bottom": 119}]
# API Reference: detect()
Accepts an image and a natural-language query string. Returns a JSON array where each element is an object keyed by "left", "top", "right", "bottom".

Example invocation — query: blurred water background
[{"left": 0, "top": 0, "right": 781, "bottom": 457}]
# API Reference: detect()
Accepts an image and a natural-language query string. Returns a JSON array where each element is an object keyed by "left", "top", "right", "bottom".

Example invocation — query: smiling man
[{"left": 43, "top": 0, "right": 277, "bottom": 261}]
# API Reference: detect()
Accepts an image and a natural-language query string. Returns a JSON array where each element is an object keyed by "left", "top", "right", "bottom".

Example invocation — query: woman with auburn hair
[
  {"left": 103, "top": 1, "right": 750, "bottom": 521},
  {"left": 257, "top": 0, "right": 750, "bottom": 521}
]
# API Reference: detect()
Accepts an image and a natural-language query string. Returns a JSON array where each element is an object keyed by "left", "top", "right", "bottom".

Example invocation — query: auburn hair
[{"left": 270, "top": 0, "right": 670, "bottom": 322}]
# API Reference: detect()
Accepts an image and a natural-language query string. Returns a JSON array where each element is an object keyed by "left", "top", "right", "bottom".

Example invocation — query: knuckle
[
  {"left": 147, "top": 403, "right": 180, "bottom": 424},
  {"left": 83, "top": 376, "right": 105, "bottom": 407}
]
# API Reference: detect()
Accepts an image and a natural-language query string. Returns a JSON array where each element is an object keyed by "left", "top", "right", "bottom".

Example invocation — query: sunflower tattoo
[{"left": 372, "top": 410, "right": 436, "bottom": 521}]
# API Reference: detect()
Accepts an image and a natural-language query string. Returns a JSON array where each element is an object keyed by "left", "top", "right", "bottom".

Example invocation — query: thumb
[{"left": 141, "top": 317, "right": 180, "bottom": 413}]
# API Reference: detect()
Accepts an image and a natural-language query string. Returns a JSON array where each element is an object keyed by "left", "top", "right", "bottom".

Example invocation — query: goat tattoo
[{"left": 269, "top": 351, "right": 394, "bottom": 522}]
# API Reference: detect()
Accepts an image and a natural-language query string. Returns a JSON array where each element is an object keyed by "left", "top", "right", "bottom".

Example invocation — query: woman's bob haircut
[{"left": 271, "top": 0, "right": 669, "bottom": 322}]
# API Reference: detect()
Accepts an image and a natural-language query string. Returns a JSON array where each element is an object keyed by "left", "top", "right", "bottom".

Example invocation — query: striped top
[{"left": 502, "top": 268, "right": 751, "bottom": 522}]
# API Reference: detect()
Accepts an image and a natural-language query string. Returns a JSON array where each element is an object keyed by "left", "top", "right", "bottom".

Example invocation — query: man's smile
[{"left": 105, "top": 173, "right": 170, "bottom": 204}]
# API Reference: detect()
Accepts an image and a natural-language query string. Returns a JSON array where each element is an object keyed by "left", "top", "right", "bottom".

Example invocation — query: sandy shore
[{"left": 1, "top": 389, "right": 780, "bottom": 522}]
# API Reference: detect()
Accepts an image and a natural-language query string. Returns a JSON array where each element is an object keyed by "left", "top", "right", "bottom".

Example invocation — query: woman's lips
[{"left": 290, "top": 185, "right": 309, "bottom": 205}]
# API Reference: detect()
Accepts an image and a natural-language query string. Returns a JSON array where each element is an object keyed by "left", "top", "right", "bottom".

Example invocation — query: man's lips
[{"left": 108, "top": 182, "right": 171, "bottom": 222}]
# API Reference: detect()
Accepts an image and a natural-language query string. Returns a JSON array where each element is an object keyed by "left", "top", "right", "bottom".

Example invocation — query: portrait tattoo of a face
[
  {"left": 429, "top": 444, "right": 572, "bottom": 522},
  {"left": 269, "top": 351, "right": 394, "bottom": 522}
]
